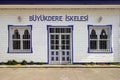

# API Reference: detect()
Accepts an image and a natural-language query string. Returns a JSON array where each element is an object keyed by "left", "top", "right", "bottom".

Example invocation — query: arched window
[
  {"left": 90, "top": 29, "right": 97, "bottom": 49},
  {"left": 8, "top": 25, "right": 32, "bottom": 53},
  {"left": 12, "top": 29, "right": 20, "bottom": 39},
  {"left": 90, "top": 29, "right": 97, "bottom": 39},
  {"left": 12, "top": 29, "right": 21, "bottom": 49},
  {"left": 100, "top": 29, "right": 107, "bottom": 39},
  {"left": 23, "top": 29, "right": 30, "bottom": 49},
  {"left": 100, "top": 29, "right": 108, "bottom": 49},
  {"left": 88, "top": 25, "right": 112, "bottom": 53},
  {"left": 23, "top": 29, "right": 30, "bottom": 39}
]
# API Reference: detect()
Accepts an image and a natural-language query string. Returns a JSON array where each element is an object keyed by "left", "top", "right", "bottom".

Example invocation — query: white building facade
[{"left": 0, "top": 5, "right": 120, "bottom": 64}]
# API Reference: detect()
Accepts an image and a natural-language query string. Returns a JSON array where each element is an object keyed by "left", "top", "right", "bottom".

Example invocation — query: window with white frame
[
  {"left": 8, "top": 25, "right": 32, "bottom": 53},
  {"left": 88, "top": 25, "right": 112, "bottom": 53}
]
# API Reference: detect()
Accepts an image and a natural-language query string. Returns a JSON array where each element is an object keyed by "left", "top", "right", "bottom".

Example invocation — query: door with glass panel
[{"left": 49, "top": 27, "right": 72, "bottom": 64}]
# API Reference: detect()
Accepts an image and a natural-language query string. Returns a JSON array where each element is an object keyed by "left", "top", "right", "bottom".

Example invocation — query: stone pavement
[{"left": 0, "top": 65, "right": 120, "bottom": 80}]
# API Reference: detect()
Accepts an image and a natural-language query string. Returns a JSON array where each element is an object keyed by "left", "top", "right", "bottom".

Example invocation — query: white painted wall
[{"left": 0, "top": 8, "right": 119, "bottom": 63}]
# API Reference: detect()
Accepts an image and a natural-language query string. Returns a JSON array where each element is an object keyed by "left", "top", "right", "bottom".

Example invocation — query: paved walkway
[{"left": 0, "top": 66, "right": 120, "bottom": 80}]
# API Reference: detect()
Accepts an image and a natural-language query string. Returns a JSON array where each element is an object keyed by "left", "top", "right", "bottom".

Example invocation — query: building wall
[{"left": 0, "top": 7, "right": 119, "bottom": 63}]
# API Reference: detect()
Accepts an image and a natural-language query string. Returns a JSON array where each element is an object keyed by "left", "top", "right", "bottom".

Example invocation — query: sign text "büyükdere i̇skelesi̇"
[{"left": 29, "top": 15, "right": 88, "bottom": 22}]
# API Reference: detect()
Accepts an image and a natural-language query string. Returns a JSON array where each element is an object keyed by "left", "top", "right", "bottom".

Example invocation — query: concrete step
[{"left": 0, "top": 65, "right": 120, "bottom": 68}]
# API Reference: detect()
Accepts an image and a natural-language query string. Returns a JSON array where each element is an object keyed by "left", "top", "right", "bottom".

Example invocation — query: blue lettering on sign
[
  {"left": 29, "top": 15, "right": 63, "bottom": 21},
  {"left": 29, "top": 15, "right": 88, "bottom": 22},
  {"left": 65, "top": 15, "right": 88, "bottom": 21}
]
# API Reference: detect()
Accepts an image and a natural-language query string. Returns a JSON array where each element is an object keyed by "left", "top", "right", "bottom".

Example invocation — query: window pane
[
  {"left": 12, "top": 30, "right": 20, "bottom": 39},
  {"left": 55, "top": 40, "right": 59, "bottom": 44},
  {"left": 90, "top": 29, "right": 97, "bottom": 39},
  {"left": 61, "top": 45, "right": 65, "bottom": 50},
  {"left": 66, "top": 28, "right": 71, "bottom": 33},
  {"left": 66, "top": 35, "right": 70, "bottom": 39},
  {"left": 62, "top": 51, "right": 65, "bottom": 55},
  {"left": 50, "top": 28, "right": 54, "bottom": 33},
  {"left": 56, "top": 28, "right": 60, "bottom": 33},
  {"left": 23, "top": 40, "right": 30, "bottom": 49},
  {"left": 50, "top": 35, "right": 54, "bottom": 39},
  {"left": 51, "top": 57, "right": 54, "bottom": 61},
  {"left": 56, "top": 45, "right": 59, "bottom": 50},
  {"left": 90, "top": 40, "right": 97, "bottom": 49},
  {"left": 51, "top": 51, "right": 54, "bottom": 55},
  {"left": 23, "top": 30, "right": 30, "bottom": 39},
  {"left": 67, "top": 51, "right": 69, "bottom": 55},
  {"left": 100, "top": 29, "right": 107, "bottom": 39},
  {"left": 56, "top": 57, "right": 59, "bottom": 61},
  {"left": 66, "top": 40, "right": 70, "bottom": 44},
  {"left": 67, "top": 57, "right": 69, "bottom": 61},
  {"left": 56, "top": 51, "right": 58, "bottom": 55},
  {"left": 61, "top": 40, "right": 65, "bottom": 44},
  {"left": 51, "top": 45, "right": 54, "bottom": 49},
  {"left": 51, "top": 40, "right": 54, "bottom": 44},
  {"left": 61, "top": 35, "right": 65, "bottom": 39},
  {"left": 99, "top": 40, "right": 107, "bottom": 49},
  {"left": 55, "top": 35, "right": 59, "bottom": 39},
  {"left": 62, "top": 57, "right": 65, "bottom": 61},
  {"left": 66, "top": 45, "right": 70, "bottom": 50},
  {"left": 13, "top": 40, "right": 21, "bottom": 49},
  {"left": 61, "top": 28, "right": 65, "bottom": 33}
]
